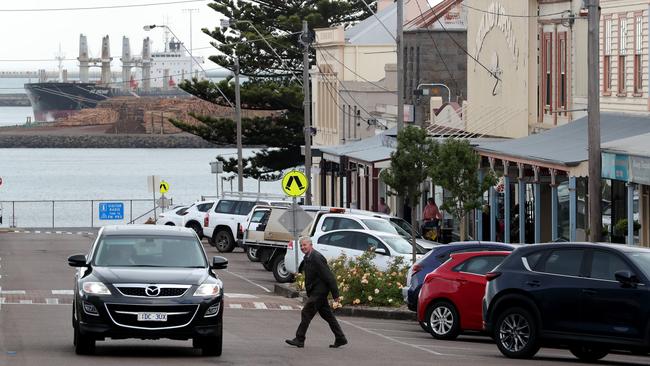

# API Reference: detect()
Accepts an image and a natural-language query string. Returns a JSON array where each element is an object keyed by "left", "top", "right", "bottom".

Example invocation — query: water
[
  {"left": 0, "top": 148, "right": 286, "bottom": 228},
  {"left": 0, "top": 107, "right": 33, "bottom": 126}
]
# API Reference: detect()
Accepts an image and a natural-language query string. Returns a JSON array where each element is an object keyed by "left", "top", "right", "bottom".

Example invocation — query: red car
[{"left": 417, "top": 251, "right": 511, "bottom": 340}]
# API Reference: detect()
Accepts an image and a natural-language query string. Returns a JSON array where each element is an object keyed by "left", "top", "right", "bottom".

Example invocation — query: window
[
  {"left": 197, "top": 202, "right": 214, "bottom": 212},
  {"left": 322, "top": 232, "right": 354, "bottom": 249},
  {"left": 542, "top": 33, "right": 553, "bottom": 113},
  {"left": 235, "top": 201, "right": 256, "bottom": 215},
  {"left": 320, "top": 217, "right": 363, "bottom": 232},
  {"left": 557, "top": 32, "right": 568, "bottom": 115},
  {"left": 604, "top": 18, "right": 613, "bottom": 94},
  {"left": 540, "top": 249, "right": 584, "bottom": 276},
  {"left": 455, "top": 255, "right": 507, "bottom": 275},
  {"left": 619, "top": 16, "right": 628, "bottom": 95},
  {"left": 525, "top": 251, "right": 544, "bottom": 270},
  {"left": 215, "top": 200, "right": 237, "bottom": 214},
  {"left": 355, "top": 233, "right": 382, "bottom": 251},
  {"left": 338, "top": 218, "right": 364, "bottom": 230},
  {"left": 590, "top": 250, "right": 632, "bottom": 281},
  {"left": 634, "top": 15, "right": 643, "bottom": 95},
  {"left": 250, "top": 210, "right": 268, "bottom": 223}
]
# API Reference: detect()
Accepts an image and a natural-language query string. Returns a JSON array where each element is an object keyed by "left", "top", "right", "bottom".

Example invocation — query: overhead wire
[
  {"left": 359, "top": 0, "right": 397, "bottom": 42},
  {"left": 460, "top": 3, "right": 571, "bottom": 18},
  {"left": 0, "top": 0, "right": 207, "bottom": 12}
]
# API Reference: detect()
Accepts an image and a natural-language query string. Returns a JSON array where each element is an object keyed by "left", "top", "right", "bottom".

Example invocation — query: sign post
[{"left": 281, "top": 170, "right": 309, "bottom": 273}]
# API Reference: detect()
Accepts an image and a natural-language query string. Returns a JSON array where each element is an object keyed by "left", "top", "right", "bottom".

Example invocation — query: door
[
  {"left": 581, "top": 249, "right": 648, "bottom": 340},
  {"left": 316, "top": 231, "right": 355, "bottom": 261},
  {"left": 353, "top": 232, "right": 391, "bottom": 270},
  {"left": 453, "top": 255, "right": 508, "bottom": 329}
]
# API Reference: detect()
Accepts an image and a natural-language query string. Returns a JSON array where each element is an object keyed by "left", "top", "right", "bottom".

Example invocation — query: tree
[
  {"left": 173, "top": 1, "right": 376, "bottom": 178},
  {"left": 380, "top": 126, "right": 437, "bottom": 263},
  {"left": 430, "top": 139, "right": 495, "bottom": 241}
]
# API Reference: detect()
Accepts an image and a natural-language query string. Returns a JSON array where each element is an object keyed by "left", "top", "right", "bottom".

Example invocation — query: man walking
[{"left": 286, "top": 237, "right": 347, "bottom": 348}]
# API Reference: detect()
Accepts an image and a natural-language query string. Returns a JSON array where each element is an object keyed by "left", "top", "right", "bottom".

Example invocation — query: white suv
[{"left": 178, "top": 200, "right": 216, "bottom": 239}]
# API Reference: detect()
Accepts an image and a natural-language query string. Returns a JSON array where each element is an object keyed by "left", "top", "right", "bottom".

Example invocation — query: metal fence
[{"left": 0, "top": 199, "right": 162, "bottom": 228}]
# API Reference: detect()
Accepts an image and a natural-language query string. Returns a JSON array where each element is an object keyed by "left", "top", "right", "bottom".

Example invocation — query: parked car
[
  {"left": 67, "top": 225, "right": 228, "bottom": 356},
  {"left": 484, "top": 242, "right": 650, "bottom": 361},
  {"left": 417, "top": 251, "right": 510, "bottom": 340},
  {"left": 179, "top": 200, "right": 217, "bottom": 239},
  {"left": 156, "top": 205, "right": 191, "bottom": 227}
]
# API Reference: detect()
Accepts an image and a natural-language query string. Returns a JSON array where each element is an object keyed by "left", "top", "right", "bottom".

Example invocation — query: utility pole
[
  {"left": 301, "top": 20, "right": 313, "bottom": 205},
  {"left": 396, "top": 0, "right": 404, "bottom": 132},
  {"left": 234, "top": 57, "right": 244, "bottom": 192},
  {"left": 183, "top": 8, "right": 199, "bottom": 78},
  {"left": 587, "top": 0, "right": 602, "bottom": 242}
]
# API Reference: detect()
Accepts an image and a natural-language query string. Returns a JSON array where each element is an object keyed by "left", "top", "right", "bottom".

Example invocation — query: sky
[{"left": 0, "top": 0, "right": 223, "bottom": 71}]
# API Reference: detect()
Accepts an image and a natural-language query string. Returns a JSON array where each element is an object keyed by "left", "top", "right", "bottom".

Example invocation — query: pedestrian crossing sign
[
  {"left": 282, "top": 170, "right": 308, "bottom": 197},
  {"left": 159, "top": 180, "right": 170, "bottom": 194}
]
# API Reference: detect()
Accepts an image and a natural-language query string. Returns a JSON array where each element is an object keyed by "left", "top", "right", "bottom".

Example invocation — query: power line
[
  {"left": 359, "top": 0, "right": 396, "bottom": 42},
  {"left": 460, "top": 3, "right": 571, "bottom": 18},
  {"left": 0, "top": 0, "right": 206, "bottom": 12}
]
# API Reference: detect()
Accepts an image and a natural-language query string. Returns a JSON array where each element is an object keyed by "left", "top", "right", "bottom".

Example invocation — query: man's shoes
[
  {"left": 285, "top": 338, "right": 304, "bottom": 348},
  {"left": 329, "top": 338, "right": 348, "bottom": 348}
]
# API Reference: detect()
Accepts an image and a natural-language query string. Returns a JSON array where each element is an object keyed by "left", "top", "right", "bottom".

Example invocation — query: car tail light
[
  {"left": 287, "top": 240, "right": 294, "bottom": 250},
  {"left": 203, "top": 213, "right": 209, "bottom": 227},
  {"left": 411, "top": 263, "right": 423, "bottom": 274},
  {"left": 485, "top": 272, "right": 502, "bottom": 281},
  {"left": 239, "top": 224, "right": 244, "bottom": 234}
]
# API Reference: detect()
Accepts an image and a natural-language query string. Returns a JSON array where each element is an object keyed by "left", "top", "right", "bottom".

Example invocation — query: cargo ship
[{"left": 24, "top": 33, "right": 206, "bottom": 121}]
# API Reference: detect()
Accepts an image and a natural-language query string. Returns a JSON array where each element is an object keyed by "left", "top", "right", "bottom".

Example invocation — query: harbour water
[
  {"left": 0, "top": 148, "right": 286, "bottom": 228},
  {"left": 0, "top": 106, "right": 33, "bottom": 126}
]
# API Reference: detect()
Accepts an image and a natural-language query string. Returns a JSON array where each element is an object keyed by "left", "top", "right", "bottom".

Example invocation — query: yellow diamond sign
[{"left": 281, "top": 170, "right": 308, "bottom": 197}]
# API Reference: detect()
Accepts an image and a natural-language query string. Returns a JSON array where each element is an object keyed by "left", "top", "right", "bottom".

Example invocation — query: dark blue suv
[
  {"left": 403, "top": 241, "right": 516, "bottom": 313},
  {"left": 484, "top": 243, "right": 650, "bottom": 361}
]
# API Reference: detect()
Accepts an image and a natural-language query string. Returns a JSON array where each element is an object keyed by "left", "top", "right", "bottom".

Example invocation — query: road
[{"left": 0, "top": 230, "right": 648, "bottom": 365}]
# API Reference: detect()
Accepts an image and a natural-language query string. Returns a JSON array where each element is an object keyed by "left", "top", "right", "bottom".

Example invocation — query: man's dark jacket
[{"left": 302, "top": 249, "right": 339, "bottom": 299}]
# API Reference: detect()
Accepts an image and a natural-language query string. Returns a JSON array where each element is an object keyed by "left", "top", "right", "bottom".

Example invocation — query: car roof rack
[{"left": 201, "top": 191, "right": 291, "bottom": 201}]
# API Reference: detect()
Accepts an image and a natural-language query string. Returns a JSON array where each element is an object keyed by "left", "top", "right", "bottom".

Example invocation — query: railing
[{"left": 0, "top": 199, "right": 161, "bottom": 228}]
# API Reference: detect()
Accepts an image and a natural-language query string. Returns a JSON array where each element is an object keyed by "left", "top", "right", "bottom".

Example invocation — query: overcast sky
[{"left": 0, "top": 0, "right": 222, "bottom": 71}]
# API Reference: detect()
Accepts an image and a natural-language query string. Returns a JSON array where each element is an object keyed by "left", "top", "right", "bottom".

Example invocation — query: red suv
[{"left": 417, "top": 251, "right": 510, "bottom": 340}]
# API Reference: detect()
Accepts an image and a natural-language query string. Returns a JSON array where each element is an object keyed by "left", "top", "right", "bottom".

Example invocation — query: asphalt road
[{"left": 1, "top": 230, "right": 649, "bottom": 365}]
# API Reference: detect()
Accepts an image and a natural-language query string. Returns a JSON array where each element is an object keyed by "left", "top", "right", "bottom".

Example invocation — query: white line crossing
[
  {"left": 280, "top": 305, "right": 293, "bottom": 310},
  {"left": 228, "top": 304, "right": 243, "bottom": 309},
  {"left": 51, "top": 290, "right": 74, "bottom": 295},
  {"left": 0, "top": 290, "right": 26, "bottom": 295},
  {"left": 45, "top": 298, "right": 59, "bottom": 305},
  {"left": 224, "top": 293, "right": 258, "bottom": 299},
  {"left": 253, "top": 302, "right": 268, "bottom": 310},
  {"left": 19, "top": 300, "right": 33, "bottom": 304}
]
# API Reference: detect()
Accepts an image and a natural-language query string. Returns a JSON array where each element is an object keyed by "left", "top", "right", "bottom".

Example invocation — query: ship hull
[{"left": 24, "top": 82, "right": 112, "bottom": 121}]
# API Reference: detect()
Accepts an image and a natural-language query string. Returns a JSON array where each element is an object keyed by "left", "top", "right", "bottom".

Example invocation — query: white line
[
  {"left": 24, "top": 231, "right": 31, "bottom": 234},
  {"left": 0, "top": 302, "right": 70, "bottom": 306},
  {"left": 339, "top": 319, "right": 449, "bottom": 356},
  {"left": 224, "top": 270, "right": 271, "bottom": 293},
  {"left": 34, "top": 231, "right": 41, "bottom": 234},
  {"left": 228, "top": 304, "right": 243, "bottom": 309},
  {"left": 0, "top": 290, "right": 26, "bottom": 295},
  {"left": 253, "top": 302, "right": 268, "bottom": 310},
  {"left": 280, "top": 305, "right": 293, "bottom": 310},
  {"left": 224, "top": 293, "right": 258, "bottom": 299},
  {"left": 77, "top": 232, "right": 83, "bottom": 235},
  {"left": 55, "top": 231, "right": 62, "bottom": 234},
  {"left": 19, "top": 300, "right": 33, "bottom": 304},
  {"left": 46, "top": 298, "right": 59, "bottom": 305},
  {"left": 45, "top": 231, "right": 51, "bottom": 234},
  {"left": 52, "top": 290, "right": 74, "bottom": 295},
  {"left": 66, "top": 232, "right": 73, "bottom": 235},
  {"left": 0, "top": 297, "right": 4, "bottom": 305}
]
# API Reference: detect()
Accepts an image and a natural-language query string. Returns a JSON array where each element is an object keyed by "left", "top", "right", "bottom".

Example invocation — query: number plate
[{"left": 137, "top": 312, "right": 167, "bottom": 322}]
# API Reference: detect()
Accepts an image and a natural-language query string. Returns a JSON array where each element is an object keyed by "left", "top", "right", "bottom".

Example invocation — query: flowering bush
[{"left": 294, "top": 250, "right": 409, "bottom": 307}]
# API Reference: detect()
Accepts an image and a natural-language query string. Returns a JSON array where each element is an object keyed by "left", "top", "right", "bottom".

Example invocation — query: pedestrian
[
  {"left": 377, "top": 197, "right": 391, "bottom": 215},
  {"left": 285, "top": 237, "right": 348, "bottom": 349},
  {"left": 422, "top": 197, "right": 443, "bottom": 239}
]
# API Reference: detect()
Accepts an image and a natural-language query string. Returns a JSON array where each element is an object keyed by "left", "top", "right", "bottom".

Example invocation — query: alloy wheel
[
  {"left": 498, "top": 313, "right": 531, "bottom": 353},
  {"left": 430, "top": 305, "right": 454, "bottom": 335}
]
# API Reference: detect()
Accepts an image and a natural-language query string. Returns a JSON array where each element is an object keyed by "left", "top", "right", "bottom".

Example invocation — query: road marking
[
  {"left": 340, "top": 319, "right": 449, "bottom": 356},
  {"left": 224, "top": 293, "right": 258, "bottom": 299},
  {"left": 45, "top": 231, "right": 51, "bottom": 234},
  {"left": 228, "top": 304, "right": 243, "bottom": 309},
  {"left": 45, "top": 298, "right": 59, "bottom": 305},
  {"left": 280, "top": 305, "right": 293, "bottom": 310},
  {"left": 34, "top": 231, "right": 41, "bottom": 234},
  {"left": 0, "top": 290, "right": 25, "bottom": 295},
  {"left": 19, "top": 300, "right": 33, "bottom": 304},
  {"left": 253, "top": 302, "right": 267, "bottom": 310},
  {"left": 55, "top": 231, "right": 62, "bottom": 234},
  {"left": 224, "top": 270, "right": 271, "bottom": 293},
  {"left": 51, "top": 290, "right": 73, "bottom": 295}
]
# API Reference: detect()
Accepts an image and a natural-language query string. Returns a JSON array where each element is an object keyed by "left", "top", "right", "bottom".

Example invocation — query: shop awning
[{"left": 602, "top": 132, "right": 650, "bottom": 158}]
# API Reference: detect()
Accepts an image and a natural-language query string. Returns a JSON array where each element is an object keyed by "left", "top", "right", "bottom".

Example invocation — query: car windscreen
[
  {"left": 362, "top": 219, "right": 400, "bottom": 235},
  {"left": 627, "top": 251, "right": 650, "bottom": 278},
  {"left": 93, "top": 235, "right": 207, "bottom": 267},
  {"left": 379, "top": 235, "right": 414, "bottom": 255},
  {"left": 390, "top": 217, "right": 422, "bottom": 238}
]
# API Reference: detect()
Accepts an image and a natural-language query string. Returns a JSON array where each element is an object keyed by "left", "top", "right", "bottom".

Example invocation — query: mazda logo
[{"left": 145, "top": 285, "right": 161, "bottom": 297}]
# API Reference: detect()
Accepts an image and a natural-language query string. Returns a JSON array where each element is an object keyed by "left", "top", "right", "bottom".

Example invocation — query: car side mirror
[
  {"left": 374, "top": 248, "right": 388, "bottom": 256},
  {"left": 615, "top": 270, "right": 639, "bottom": 287},
  {"left": 68, "top": 254, "right": 88, "bottom": 267},
  {"left": 211, "top": 256, "right": 228, "bottom": 270}
]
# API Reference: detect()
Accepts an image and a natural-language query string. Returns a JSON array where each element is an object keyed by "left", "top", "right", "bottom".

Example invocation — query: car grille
[
  {"left": 105, "top": 303, "right": 199, "bottom": 330},
  {"left": 115, "top": 285, "right": 190, "bottom": 298}
]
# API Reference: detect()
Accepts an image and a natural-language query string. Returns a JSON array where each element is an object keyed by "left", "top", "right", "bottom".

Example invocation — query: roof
[
  {"left": 602, "top": 132, "right": 650, "bottom": 158},
  {"left": 318, "top": 130, "right": 396, "bottom": 164},
  {"left": 404, "top": 0, "right": 464, "bottom": 31},
  {"left": 100, "top": 224, "right": 195, "bottom": 237},
  {"left": 345, "top": 3, "right": 396, "bottom": 44},
  {"left": 475, "top": 113, "right": 650, "bottom": 168}
]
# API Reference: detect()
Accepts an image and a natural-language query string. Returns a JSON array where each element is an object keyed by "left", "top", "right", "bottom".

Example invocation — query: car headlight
[
  {"left": 193, "top": 283, "right": 221, "bottom": 297},
  {"left": 82, "top": 282, "right": 111, "bottom": 295}
]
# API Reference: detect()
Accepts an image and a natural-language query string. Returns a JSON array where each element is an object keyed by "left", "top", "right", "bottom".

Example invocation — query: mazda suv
[
  {"left": 68, "top": 225, "right": 228, "bottom": 356},
  {"left": 484, "top": 242, "right": 650, "bottom": 361}
]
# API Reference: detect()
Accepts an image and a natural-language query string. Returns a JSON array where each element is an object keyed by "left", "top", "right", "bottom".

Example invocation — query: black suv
[
  {"left": 484, "top": 243, "right": 650, "bottom": 361},
  {"left": 68, "top": 225, "right": 228, "bottom": 356}
]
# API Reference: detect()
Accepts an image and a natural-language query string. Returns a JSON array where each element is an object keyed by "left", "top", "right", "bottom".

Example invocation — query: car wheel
[
  {"left": 569, "top": 345, "right": 609, "bottom": 362},
  {"left": 272, "top": 255, "right": 294, "bottom": 283},
  {"left": 419, "top": 321, "right": 431, "bottom": 333},
  {"left": 188, "top": 222, "right": 203, "bottom": 239},
  {"left": 494, "top": 307, "right": 539, "bottom": 359},
  {"left": 199, "top": 322, "right": 223, "bottom": 356},
  {"left": 426, "top": 301, "right": 460, "bottom": 340},
  {"left": 73, "top": 321, "right": 96, "bottom": 355},
  {"left": 214, "top": 230, "right": 235, "bottom": 253},
  {"left": 246, "top": 246, "right": 260, "bottom": 262}
]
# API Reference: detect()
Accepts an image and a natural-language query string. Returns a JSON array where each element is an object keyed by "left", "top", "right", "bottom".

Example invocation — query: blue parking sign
[{"left": 99, "top": 202, "right": 124, "bottom": 220}]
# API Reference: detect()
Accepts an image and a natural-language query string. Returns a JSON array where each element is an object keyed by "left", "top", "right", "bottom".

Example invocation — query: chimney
[{"left": 377, "top": 0, "right": 393, "bottom": 13}]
